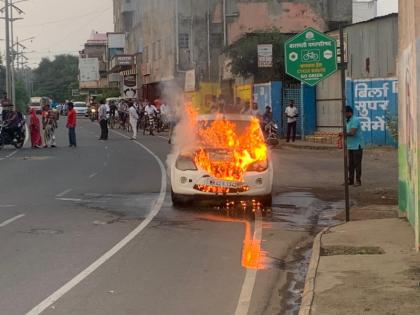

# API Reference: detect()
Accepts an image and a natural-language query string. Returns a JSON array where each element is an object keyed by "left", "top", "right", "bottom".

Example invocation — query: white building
[{"left": 353, "top": 0, "right": 378, "bottom": 23}]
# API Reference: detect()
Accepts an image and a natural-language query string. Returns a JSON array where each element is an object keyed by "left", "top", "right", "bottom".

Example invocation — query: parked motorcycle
[
  {"left": 0, "top": 120, "right": 26, "bottom": 149},
  {"left": 264, "top": 121, "right": 280, "bottom": 147}
]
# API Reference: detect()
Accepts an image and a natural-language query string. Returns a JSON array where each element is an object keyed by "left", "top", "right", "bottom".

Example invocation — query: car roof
[{"left": 197, "top": 114, "right": 257, "bottom": 122}]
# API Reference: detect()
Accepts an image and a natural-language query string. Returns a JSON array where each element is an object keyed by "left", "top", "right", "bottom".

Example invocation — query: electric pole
[{"left": 4, "top": 0, "right": 12, "bottom": 104}]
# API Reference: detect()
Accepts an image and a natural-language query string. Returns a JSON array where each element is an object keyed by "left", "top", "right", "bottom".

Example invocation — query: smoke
[{"left": 159, "top": 81, "right": 198, "bottom": 169}]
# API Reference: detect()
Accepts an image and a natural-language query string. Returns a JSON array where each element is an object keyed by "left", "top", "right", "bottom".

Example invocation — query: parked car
[
  {"left": 73, "top": 102, "right": 88, "bottom": 116},
  {"left": 170, "top": 114, "right": 273, "bottom": 207}
]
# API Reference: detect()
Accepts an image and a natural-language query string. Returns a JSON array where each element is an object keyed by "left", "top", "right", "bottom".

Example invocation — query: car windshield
[{"left": 74, "top": 103, "right": 86, "bottom": 108}]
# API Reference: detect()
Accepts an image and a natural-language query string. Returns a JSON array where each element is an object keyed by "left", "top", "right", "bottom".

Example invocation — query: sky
[
  {"left": 0, "top": 0, "right": 398, "bottom": 68},
  {"left": 1, "top": 0, "right": 114, "bottom": 67}
]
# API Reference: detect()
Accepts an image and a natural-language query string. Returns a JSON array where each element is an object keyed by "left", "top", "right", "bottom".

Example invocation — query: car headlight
[
  {"left": 247, "top": 160, "right": 268, "bottom": 172},
  {"left": 175, "top": 154, "right": 197, "bottom": 171}
]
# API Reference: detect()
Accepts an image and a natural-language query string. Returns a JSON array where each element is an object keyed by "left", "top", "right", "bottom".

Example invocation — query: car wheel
[
  {"left": 171, "top": 189, "right": 187, "bottom": 208},
  {"left": 261, "top": 194, "right": 272, "bottom": 208},
  {"left": 14, "top": 140, "right": 24, "bottom": 149}
]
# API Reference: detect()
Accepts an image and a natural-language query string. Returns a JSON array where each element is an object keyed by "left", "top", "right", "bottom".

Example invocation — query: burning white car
[{"left": 170, "top": 113, "right": 273, "bottom": 206}]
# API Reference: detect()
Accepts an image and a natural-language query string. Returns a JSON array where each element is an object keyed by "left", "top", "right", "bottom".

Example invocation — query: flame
[{"left": 193, "top": 112, "right": 268, "bottom": 182}]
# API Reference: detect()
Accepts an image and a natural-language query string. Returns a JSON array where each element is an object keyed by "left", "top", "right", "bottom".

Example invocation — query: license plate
[{"left": 206, "top": 178, "right": 243, "bottom": 189}]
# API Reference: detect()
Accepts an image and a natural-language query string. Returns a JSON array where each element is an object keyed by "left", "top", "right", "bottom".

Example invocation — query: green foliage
[
  {"left": 386, "top": 113, "right": 398, "bottom": 142},
  {"left": 226, "top": 32, "right": 292, "bottom": 83},
  {"left": 33, "top": 55, "right": 79, "bottom": 101},
  {"left": 15, "top": 80, "right": 29, "bottom": 112}
]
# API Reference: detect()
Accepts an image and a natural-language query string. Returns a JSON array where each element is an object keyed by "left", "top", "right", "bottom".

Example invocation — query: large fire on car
[{"left": 183, "top": 107, "right": 269, "bottom": 194}]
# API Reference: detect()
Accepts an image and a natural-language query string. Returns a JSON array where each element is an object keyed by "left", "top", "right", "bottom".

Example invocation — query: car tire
[
  {"left": 261, "top": 194, "right": 272, "bottom": 208},
  {"left": 171, "top": 189, "right": 187, "bottom": 208}
]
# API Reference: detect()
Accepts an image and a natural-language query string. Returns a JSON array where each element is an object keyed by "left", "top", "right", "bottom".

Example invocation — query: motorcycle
[
  {"left": 0, "top": 120, "right": 26, "bottom": 149},
  {"left": 90, "top": 108, "right": 98, "bottom": 122},
  {"left": 264, "top": 121, "right": 280, "bottom": 147},
  {"left": 143, "top": 112, "right": 156, "bottom": 135}
]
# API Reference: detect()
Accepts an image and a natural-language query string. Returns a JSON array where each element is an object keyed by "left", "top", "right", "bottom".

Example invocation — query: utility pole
[
  {"left": 10, "top": 0, "right": 15, "bottom": 105},
  {"left": 4, "top": 0, "right": 12, "bottom": 104}
]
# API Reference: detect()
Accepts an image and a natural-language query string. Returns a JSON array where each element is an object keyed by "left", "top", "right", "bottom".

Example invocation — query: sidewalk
[{"left": 301, "top": 218, "right": 420, "bottom": 315}]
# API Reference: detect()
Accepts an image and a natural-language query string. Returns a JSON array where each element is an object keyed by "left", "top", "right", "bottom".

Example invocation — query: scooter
[{"left": 0, "top": 120, "right": 26, "bottom": 149}]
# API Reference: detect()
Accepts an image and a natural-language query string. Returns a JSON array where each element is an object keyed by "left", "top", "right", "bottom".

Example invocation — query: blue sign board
[{"left": 347, "top": 78, "right": 398, "bottom": 146}]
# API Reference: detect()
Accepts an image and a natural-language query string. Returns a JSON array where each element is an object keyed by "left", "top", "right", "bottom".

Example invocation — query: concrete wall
[
  {"left": 316, "top": 15, "right": 398, "bottom": 146},
  {"left": 398, "top": 0, "right": 420, "bottom": 250},
  {"left": 224, "top": 0, "right": 352, "bottom": 45},
  {"left": 353, "top": 0, "right": 378, "bottom": 23}
]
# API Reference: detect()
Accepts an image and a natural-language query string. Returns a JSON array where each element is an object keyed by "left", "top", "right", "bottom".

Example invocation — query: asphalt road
[{"left": 0, "top": 117, "right": 330, "bottom": 315}]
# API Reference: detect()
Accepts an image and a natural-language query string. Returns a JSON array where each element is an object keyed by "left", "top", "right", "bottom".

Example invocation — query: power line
[{"left": 17, "top": 6, "right": 112, "bottom": 28}]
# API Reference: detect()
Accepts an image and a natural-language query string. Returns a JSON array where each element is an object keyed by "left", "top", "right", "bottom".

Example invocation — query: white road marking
[
  {"left": 234, "top": 210, "right": 263, "bottom": 315},
  {"left": 56, "top": 189, "right": 72, "bottom": 198},
  {"left": 157, "top": 135, "right": 170, "bottom": 141},
  {"left": 56, "top": 198, "right": 83, "bottom": 202},
  {"left": 89, "top": 173, "right": 98, "bottom": 179},
  {"left": 26, "top": 130, "right": 167, "bottom": 315},
  {"left": 0, "top": 204, "right": 15, "bottom": 208},
  {"left": 0, "top": 214, "right": 26, "bottom": 228},
  {"left": 6, "top": 150, "right": 18, "bottom": 158}
]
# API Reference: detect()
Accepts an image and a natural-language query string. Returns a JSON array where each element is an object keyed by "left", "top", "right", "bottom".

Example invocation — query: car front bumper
[{"left": 171, "top": 167, "right": 273, "bottom": 197}]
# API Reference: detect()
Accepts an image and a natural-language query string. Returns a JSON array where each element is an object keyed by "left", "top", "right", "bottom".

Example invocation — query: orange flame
[{"left": 193, "top": 113, "right": 268, "bottom": 182}]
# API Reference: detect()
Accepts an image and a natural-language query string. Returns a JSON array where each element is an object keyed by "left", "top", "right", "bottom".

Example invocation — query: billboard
[
  {"left": 122, "top": 74, "right": 137, "bottom": 99},
  {"left": 258, "top": 44, "right": 273, "bottom": 68},
  {"left": 79, "top": 58, "right": 99, "bottom": 82}
]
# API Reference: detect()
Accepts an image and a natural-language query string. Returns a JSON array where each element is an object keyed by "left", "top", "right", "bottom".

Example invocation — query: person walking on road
[
  {"left": 343, "top": 106, "right": 364, "bottom": 186},
  {"left": 42, "top": 104, "right": 58, "bottom": 148},
  {"left": 29, "top": 108, "right": 42, "bottom": 148},
  {"left": 128, "top": 103, "right": 139, "bottom": 140},
  {"left": 98, "top": 100, "right": 108, "bottom": 141},
  {"left": 285, "top": 100, "right": 299, "bottom": 142},
  {"left": 66, "top": 102, "right": 77, "bottom": 147}
]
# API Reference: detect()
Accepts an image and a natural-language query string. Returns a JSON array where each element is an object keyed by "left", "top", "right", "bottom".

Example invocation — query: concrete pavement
[{"left": 304, "top": 218, "right": 420, "bottom": 315}]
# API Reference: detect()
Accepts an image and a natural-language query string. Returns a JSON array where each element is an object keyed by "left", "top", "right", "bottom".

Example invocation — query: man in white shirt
[
  {"left": 98, "top": 100, "right": 108, "bottom": 140},
  {"left": 285, "top": 100, "right": 299, "bottom": 142},
  {"left": 145, "top": 103, "right": 157, "bottom": 116},
  {"left": 128, "top": 103, "right": 139, "bottom": 140}
]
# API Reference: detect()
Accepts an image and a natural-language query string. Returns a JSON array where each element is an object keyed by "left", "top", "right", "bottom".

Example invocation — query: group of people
[
  {"left": 26, "top": 102, "right": 76, "bottom": 148},
  {"left": 98, "top": 98, "right": 170, "bottom": 141}
]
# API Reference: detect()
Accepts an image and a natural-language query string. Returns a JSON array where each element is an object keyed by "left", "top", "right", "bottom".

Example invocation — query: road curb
[
  {"left": 279, "top": 143, "right": 337, "bottom": 151},
  {"left": 298, "top": 225, "right": 332, "bottom": 315},
  {"left": 299, "top": 223, "right": 347, "bottom": 315}
]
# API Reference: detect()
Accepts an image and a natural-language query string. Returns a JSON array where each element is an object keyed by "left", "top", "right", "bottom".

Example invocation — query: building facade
[
  {"left": 112, "top": 0, "right": 352, "bottom": 100},
  {"left": 79, "top": 32, "right": 109, "bottom": 90},
  {"left": 353, "top": 0, "right": 378, "bottom": 23},
  {"left": 316, "top": 14, "right": 398, "bottom": 146}
]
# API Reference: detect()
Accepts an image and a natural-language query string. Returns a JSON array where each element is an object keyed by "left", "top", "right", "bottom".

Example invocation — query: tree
[
  {"left": 33, "top": 55, "right": 79, "bottom": 101},
  {"left": 15, "top": 80, "right": 29, "bottom": 111},
  {"left": 226, "top": 32, "right": 293, "bottom": 83}
]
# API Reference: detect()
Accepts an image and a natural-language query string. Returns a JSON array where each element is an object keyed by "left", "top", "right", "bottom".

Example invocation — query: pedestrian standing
[
  {"left": 128, "top": 103, "right": 139, "bottom": 140},
  {"left": 285, "top": 100, "right": 299, "bottom": 142},
  {"left": 66, "top": 102, "right": 77, "bottom": 147},
  {"left": 29, "top": 108, "right": 42, "bottom": 148},
  {"left": 343, "top": 106, "right": 364, "bottom": 186},
  {"left": 98, "top": 100, "right": 108, "bottom": 140}
]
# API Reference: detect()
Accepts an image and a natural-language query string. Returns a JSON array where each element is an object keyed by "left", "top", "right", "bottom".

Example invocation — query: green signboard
[{"left": 285, "top": 28, "right": 337, "bottom": 86}]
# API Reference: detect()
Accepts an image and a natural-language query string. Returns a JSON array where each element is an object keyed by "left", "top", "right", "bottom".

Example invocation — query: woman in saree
[{"left": 29, "top": 108, "right": 42, "bottom": 148}]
